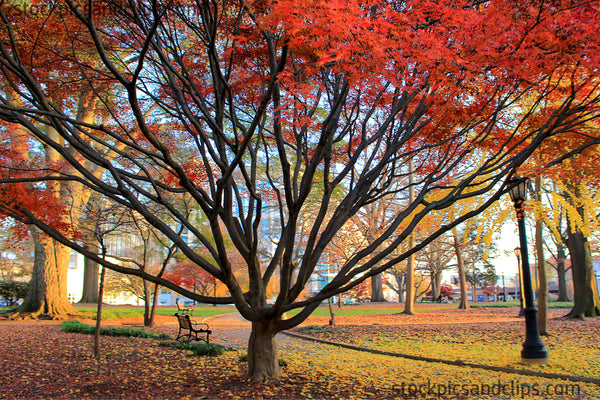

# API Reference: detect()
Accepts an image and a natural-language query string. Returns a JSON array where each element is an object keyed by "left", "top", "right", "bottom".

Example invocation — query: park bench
[
  {"left": 174, "top": 313, "right": 211, "bottom": 343},
  {"left": 176, "top": 298, "right": 193, "bottom": 315}
]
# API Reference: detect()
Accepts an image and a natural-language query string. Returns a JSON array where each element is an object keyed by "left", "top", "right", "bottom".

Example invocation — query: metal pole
[
  {"left": 515, "top": 249, "right": 525, "bottom": 316},
  {"left": 502, "top": 273, "right": 506, "bottom": 302},
  {"left": 514, "top": 198, "right": 548, "bottom": 364}
]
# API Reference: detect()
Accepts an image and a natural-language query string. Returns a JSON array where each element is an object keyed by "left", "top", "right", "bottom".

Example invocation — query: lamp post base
[{"left": 520, "top": 308, "right": 549, "bottom": 364}]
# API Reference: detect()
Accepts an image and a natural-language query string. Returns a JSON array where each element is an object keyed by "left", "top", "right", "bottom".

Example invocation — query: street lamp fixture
[
  {"left": 514, "top": 247, "right": 525, "bottom": 316},
  {"left": 508, "top": 177, "right": 549, "bottom": 364}
]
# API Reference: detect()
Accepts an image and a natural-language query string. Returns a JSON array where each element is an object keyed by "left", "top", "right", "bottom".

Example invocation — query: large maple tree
[
  {"left": 0, "top": 2, "right": 113, "bottom": 315},
  {"left": 1, "top": 0, "right": 599, "bottom": 381}
]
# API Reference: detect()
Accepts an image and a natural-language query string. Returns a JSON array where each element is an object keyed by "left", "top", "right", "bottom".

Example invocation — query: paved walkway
[{"left": 203, "top": 313, "right": 252, "bottom": 349}]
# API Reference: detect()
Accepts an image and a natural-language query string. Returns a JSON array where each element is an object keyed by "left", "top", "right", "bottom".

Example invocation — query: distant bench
[
  {"left": 174, "top": 313, "right": 212, "bottom": 343},
  {"left": 176, "top": 299, "right": 193, "bottom": 315}
]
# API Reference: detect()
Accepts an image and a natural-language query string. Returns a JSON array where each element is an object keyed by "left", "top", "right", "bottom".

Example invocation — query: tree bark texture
[
  {"left": 396, "top": 273, "right": 405, "bottom": 303},
  {"left": 370, "top": 273, "right": 386, "bottom": 302},
  {"left": 565, "top": 231, "right": 600, "bottom": 319},
  {"left": 79, "top": 258, "right": 99, "bottom": 304},
  {"left": 19, "top": 229, "right": 77, "bottom": 315},
  {"left": 453, "top": 232, "right": 470, "bottom": 310},
  {"left": 402, "top": 158, "right": 415, "bottom": 315},
  {"left": 535, "top": 177, "right": 548, "bottom": 335},
  {"left": 430, "top": 272, "right": 442, "bottom": 300},
  {"left": 94, "top": 265, "right": 106, "bottom": 358},
  {"left": 247, "top": 320, "right": 281, "bottom": 382},
  {"left": 79, "top": 231, "right": 99, "bottom": 303},
  {"left": 403, "top": 243, "right": 415, "bottom": 315},
  {"left": 143, "top": 281, "right": 158, "bottom": 328},
  {"left": 555, "top": 245, "right": 570, "bottom": 301}
]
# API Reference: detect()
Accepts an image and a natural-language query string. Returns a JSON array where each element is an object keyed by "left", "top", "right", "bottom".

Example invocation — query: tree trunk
[
  {"left": 247, "top": 319, "right": 280, "bottom": 382},
  {"left": 143, "top": 281, "right": 154, "bottom": 328},
  {"left": 402, "top": 158, "right": 415, "bottom": 315},
  {"left": 94, "top": 265, "right": 106, "bottom": 358},
  {"left": 396, "top": 272, "right": 405, "bottom": 303},
  {"left": 328, "top": 297, "right": 335, "bottom": 326},
  {"left": 370, "top": 273, "right": 386, "bottom": 302},
  {"left": 403, "top": 244, "right": 415, "bottom": 315},
  {"left": 556, "top": 245, "right": 570, "bottom": 301},
  {"left": 79, "top": 235, "right": 99, "bottom": 303},
  {"left": 18, "top": 228, "right": 77, "bottom": 316},
  {"left": 79, "top": 258, "right": 99, "bottom": 303},
  {"left": 148, "top": 283, "right": 161, "bottom": 328},
  {"left": 453, "top": 232, "right": 470, "bottom": 310},
  {"left": 535, "top": 177, "right": 548, "bottom": 335},
  {"left": 430, "top": 272, "right": 442, "bottom": 300},
  {"left": 565, "top": 231, "right": 600, "bottom": 319}
]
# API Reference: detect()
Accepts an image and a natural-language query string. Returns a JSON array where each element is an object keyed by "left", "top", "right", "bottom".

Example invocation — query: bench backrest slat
[{"left": 176, "top": 313, "right": 192, "bottom": 329}]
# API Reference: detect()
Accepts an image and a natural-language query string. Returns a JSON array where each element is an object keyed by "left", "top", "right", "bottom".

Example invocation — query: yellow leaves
[
  {"left": 4, "top": 312, "right": 600, "bottom": 399},
  {"left": 530, "top": 179, "right": 600, "bottom": 240}
]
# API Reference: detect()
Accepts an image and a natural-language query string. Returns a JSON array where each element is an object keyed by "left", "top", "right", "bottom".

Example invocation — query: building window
[{"left": 69, "top": 251, "right": 78, "bottom": 269}]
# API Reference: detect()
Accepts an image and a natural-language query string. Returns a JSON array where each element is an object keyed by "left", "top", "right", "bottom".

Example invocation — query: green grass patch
[
  {"left": 159, "top": 340, "right": 233, "bottom": 356},
  {"left": 469, "top": 300, "right": 573, "bottom": 309},
  {"left": 470, "top": 301, "right": 521, "bottom": 308},
  {"left": 287, "top": 303, "right": 454, "bottom": 317},
  {"left": 60, "top": 320, "right": 170, "bottom": 340},
  {"left": 0, "top": 305, "right": 19, "bottom": 314},
  {"left": 73, "top": 305, "right": 236, "bottom": 320},
  {"left": 548, "top": 301, "right": 574, "bottom": 309}
]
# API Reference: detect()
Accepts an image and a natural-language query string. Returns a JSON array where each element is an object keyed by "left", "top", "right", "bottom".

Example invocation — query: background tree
[
  {"left": 0, "top": 279, "right": 28, "bottom": 305},
  {"left": 0, "top": 4, "right": 116, "bottom": 315},
  {"left": 530, "top": 160, "right": 600, "bottom": 318},
  {"left": 416, "top": 235, "right": 454, "bottom": 301},
  {"left": 1, "top": 0, "right": 599, "bottom": 381},
  {"left": 0, "top": 222, "right": 33, "bottom": 281},
  {"left": 466, "top": 262, "right": 498, "bottom": 302},
  {"left": 562, "top": 180, "right": 600, "bottom": 318},
  {"left": 164, "top": 260, "right": 217, "bottom": 298},
  {"left": 533, "top": 176, "right": 549, "bottom": 335}
]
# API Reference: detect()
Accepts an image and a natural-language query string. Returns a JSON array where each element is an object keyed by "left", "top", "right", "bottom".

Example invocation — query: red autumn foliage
[{"left": 163, "top": 261, "right": 216, "bottom": 297}]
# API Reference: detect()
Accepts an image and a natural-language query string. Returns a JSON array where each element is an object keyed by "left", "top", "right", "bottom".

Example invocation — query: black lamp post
[
  {"left": 508, "top": 177, "right": 549, "bottom": 364},
  {"left": 502, "top": 273, "right": 506, "bottom": 302},
  {"left": 514, "top": 247, "right": 525, "bottom": 316}
]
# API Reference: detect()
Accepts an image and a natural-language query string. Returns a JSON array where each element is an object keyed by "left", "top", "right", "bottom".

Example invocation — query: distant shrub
[
  {"left": 0, "top": 280, "right": 29, "bottom": 306},
  {"left": 159, "top": 340, "right": 232, "bottom": 356},
  {"left": 60, "top": 320, "right": 170, "bottom": 340}
]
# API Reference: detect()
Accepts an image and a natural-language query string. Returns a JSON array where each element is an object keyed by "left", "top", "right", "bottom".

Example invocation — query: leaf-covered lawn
[
  {"left": 294, "top": 309, "right": 600, "bottom": 384},
  {"left": 0, "top": 323, "right": 403, "bottom": 399},
  {"left": 1, "top": 307, "right": 598, "bottom": 399}
]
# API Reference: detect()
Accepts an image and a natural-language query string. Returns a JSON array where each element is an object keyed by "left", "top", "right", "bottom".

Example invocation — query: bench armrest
[{"left": 190, "top": 321, "right": 210, "bottom": 330}]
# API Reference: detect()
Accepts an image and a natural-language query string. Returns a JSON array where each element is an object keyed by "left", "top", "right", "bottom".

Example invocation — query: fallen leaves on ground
[
  {"left": 1, "top": 307, "right": 599, "bottom": 399},
  {"left": 0, "top": 323, "right": 405, "bottom": 399},
  {"left": 291, "top": 307, "right": 600, "bottom": 399}
]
